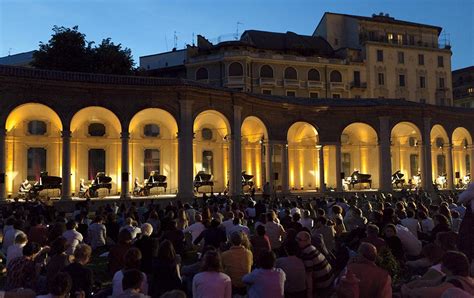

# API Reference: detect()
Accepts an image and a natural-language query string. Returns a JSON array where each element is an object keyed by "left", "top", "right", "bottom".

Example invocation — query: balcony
[
  {"left": 330, "top": 82, "right": 347, "bottom": 90},
  {"left": 359, "top": 32, "right": 451, "bottom": 50},
  {"left": 225, "top": 76, "right": 245, "bottom": 86},
  {"left": 350, "top": 82, "right": 367, "bottom": 89},
  {"left": 259, "top": 77, "right": 276, "bottom": 86},
  {"left": 283, "top": 79, "right": 300, "bottom": 88},
  {"left": 307, "top": 81, "right": 324, "bottom": 89}
]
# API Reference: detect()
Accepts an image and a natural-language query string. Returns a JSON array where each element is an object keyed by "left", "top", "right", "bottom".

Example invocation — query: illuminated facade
[{"left": 0, "top": 65, "right": 473, "bottom": 201}]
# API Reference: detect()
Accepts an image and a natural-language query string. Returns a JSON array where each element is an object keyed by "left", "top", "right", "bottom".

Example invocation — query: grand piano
[
  {"left": 194, "top": 171, "right": 214, "bottom": 193},
  {"left": 29, "top": 171, "right": 62, "bottom": 198},
  {"left": 347, "top": 170, "right": 372, "bottom": 190},
  {"left": 392, "top": 170, "right": 405, "bottom": 188},
  {"left": 241, "top": 171, "right": 254, "bottom": 188},
  {"left": 89, "top": 172, "right": 112, "bottom": 197},
  {"left": 143, "top": 172, "right": 167, "bottom": 195}
]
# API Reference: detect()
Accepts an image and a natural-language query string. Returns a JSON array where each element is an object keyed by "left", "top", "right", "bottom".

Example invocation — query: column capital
[
  {"left": 61, "top": 130, "right": 72, "bottom": 138},
  {"left": 121, "top": 131, "right": 130, "bottom": 139}
]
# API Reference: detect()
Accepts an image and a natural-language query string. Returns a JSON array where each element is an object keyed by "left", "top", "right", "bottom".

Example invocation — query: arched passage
[
  {"left": 341, "top": 123, "right": 379, "bottom": 189},
  {"left": 70, "top": 107, "right": 121, "bottom": 196},
  {"left": 391, "top": 122, "right": 422, "bottom": 187},
  {"left": 287, "top": 122, "right": 319, "bottom": 190},
  {"left": 5, "top": 103, "right": 63, "bottom": 195},
  {"left": 193, "top": 110, "right": 231, "bottom": 192},
  {"left": 452, "top": 127, "right": 472, "bottom": 187},
  {"left": 430, "top": 125, "right": 450, "bottom": 189},
  {"left": 241, "top": 116, "right": 268, "bottom": 190},
  {"left": 129, "top": 108, "right": 178, "bottom": 194}
]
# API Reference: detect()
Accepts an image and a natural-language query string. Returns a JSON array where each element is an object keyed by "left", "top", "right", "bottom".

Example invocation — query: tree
[{"left": 32, "top": 26, "right": 135, "bottom": 74}]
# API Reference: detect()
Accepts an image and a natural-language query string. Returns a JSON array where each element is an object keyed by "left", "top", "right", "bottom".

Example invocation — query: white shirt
[
  {"left": 420, "top": 218, "right": 434, "bottom": 233},
  {"left": 400, "top": 218, "right": 420, "bottom": 239},
  {"left": 6, "top": 243, "right": 25, "bottom": 266},
  {"left": 227, "top": 224, "right": 250, "bottom": 237},
  {"left": 264, "top": 221, "right": 285, "bottom": 249},
  {"left": 184, "top": 222, "right": 206, "bottom": 242},
  {"left": 88, "top": 223, "right": 107, "bottom": 249},
  {"left": 2, "top": 229, "right": 25, "bottom": 255},
  {"left": 120, "top": 225, "right": 141, "bottom": 239},
  {"left": 221, "top": 219, "right": 235, "bottom": 235},
  {"left": 112, "top": 270, "right": 148, "bottom": 296},
  {"left": 299, "top": 218, "right": 314, "bottom": 230},
  {"left": 192, "top": 271, "right": 232, "bottom": 298},
  {"left": 63, "top": 229, "right": 84, "bottom": 255}
]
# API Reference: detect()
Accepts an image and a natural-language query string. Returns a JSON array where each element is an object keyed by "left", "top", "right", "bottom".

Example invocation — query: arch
[
  {"left": 287, "top": 122, "right": 319, "bottom": 191},
  {"left": 330, "top": 70, "right": 342, "bottom": 82},
  {"left": 284, "top": 67, "right": 297, "bottom": 80},
  {"left": 308, "top": 69, "right": 321, "bottom": 81},
  {"left": 193, "top": 110, "right": 231, "bottom": 192},
  {"left": 260, "top": 65, "right": 274, "bottom": 78},
  {"left": 430, "top": 124, "right": 450, "bottom": 187},
  {"left": 452, "top": 127, "right": 472, "bottom": 147},
  {"left": 196, "top": 67, "right": 209, "bottom": 80},
  {"left": 452, "top": 127, "right": 473, "bottom": 186},
  {"left": 229, "top": 62, "right": 243, "bottom": 77},
  {"left": 241, "top": 116, "right": 269, "bottom": 190},
  {"left": 341, "top": 123, "right": 379, "bottom": 189},
  {"left": 391, "top": 122, "right": 422, "bottom": 186},
  {"left": 129, "top": 108, "right": 178, "bottom": 138},
  {"left": 70, "top": 106, "right": 122, "bottom": 196},
  {"left": 5, "top": 103, "right": 63, "bottom": 195}
]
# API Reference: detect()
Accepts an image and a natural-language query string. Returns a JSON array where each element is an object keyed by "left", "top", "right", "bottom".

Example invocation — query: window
[
  {"left": 332, "top": 93, "right": 341, "bottom": 99},
  {"left": 409, "top": 35, "right": 415, "bottom": 45},
  {"left": 309, "top": 92, "right": 319, "bottom": 99},
  {"left": 144, "top": 124, "right": 160, "bottom": 137},
  {"left": 201, "top": 128, "right": 213, "bottom": 140},
  {"left": 410, "top": 154, "right": 419, "bottom": 178},
  {"left": 228, "top": 62, "right": 243, "bottom": 76},
  {"left": 88, "top": 123, "right": 106, "bottom": 137},
  {"left": 387, "top": 33, "right": 394, "bottom": 43},
  {"left": 378, "top": 73, "right": 385, "bottom": 85},
  {"left": 397, "top": 34, "right": 403, "bottom": 45},
  {"left": 437, "top": 56, "right": 444, "bottom": 68},
  {"left": 27, "top": 147, "right": 46, "bottom": 181},
  {"left": 88, "top": 149, "right": 105, "bottom": 180},
  {"left": 196, "top": 68, "right": 208, "bottom": 80},
  {"left": 260, "top": 65, "right": 273, "bottom": 78},
  {"left": 353, "top": 71, "right": 360, "bottom": 85},
  {"left": 468, "top": 87, "right": 474, "bottom": 94},
  {"left": 202, "top": 151, "right": 213, "bottom": 174},
  {"left": 308, "top": 69, "right": 320, "bottom": 81},
  {"left": 439, "top": 78, "right": 445, "bottom": 89},
  {"left": 262, "top": 89, "right": 272, "bottom": 95},
  {"left": 28, "top": 120, "right": 47, "bottom": 135},
  {"left": 437, "top": 155, "right": 446, "bottom": 176},
  {"left": 399, "top": 74, "right": 406, "bottom": 87},
  {"left": 144, "top": 149, "right": 160, "bottom": 178},
  {"left": 398, "top": 52, "right": 404, "bottom": 64},
  {"left": 342, "top": 153, "right": 351, "bottom": 178},
  {"left": 418, "top": 54, "right": 424, "bottom": 65},
  {"left": 330, "top": 70, "right": 342, "bottom": 82},
  {"left": 284, "top": 67, "right": 297, "bottom": 80},
  {"left": 409, "top": 137, "right": 418, "bottom": 147},
  {"left": 419, "top": 76, "right": 426, "bottom": 88},
  {"left": 377, "top": 50, "right": 383, "bottom": 62},
  {"left": 286, "top": 91, "right": 296, "bottom": 97},
  {"left": 435, "top": 137, "right": 444, "bottom": 148}
]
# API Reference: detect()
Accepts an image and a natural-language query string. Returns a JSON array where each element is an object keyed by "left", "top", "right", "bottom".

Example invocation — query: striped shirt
[{"left": 299, "top": 244, "right": 334, "bottom": 289}]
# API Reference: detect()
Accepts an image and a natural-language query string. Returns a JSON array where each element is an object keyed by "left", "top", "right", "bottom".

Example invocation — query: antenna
[
  {"left": 173, "top": 31, "right": 178, "bottom": 49},
  {"left": 8, "top": 48, "right": 12, "bottom": 56},
  {"left": 165, "top": 34, "right": 169, "bottom": 51},
  {"left": 235, "top": 21, "right": 243, "bottom": 40}
]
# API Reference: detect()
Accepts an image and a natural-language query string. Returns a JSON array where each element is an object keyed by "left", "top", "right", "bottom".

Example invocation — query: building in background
[
  {"left": 0, "top": 51, "right": 34, "bottom": 67},
  {"left": 453, "top": 66, "right": 474, "bottom": 108}
]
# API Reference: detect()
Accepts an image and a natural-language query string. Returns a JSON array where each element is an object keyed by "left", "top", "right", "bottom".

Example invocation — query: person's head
[
  {"left": 295, "top": 231, "right": 311, "bottom": 248},
  {"left": 232, "top": 217, "right": 241, "bottom": 226},
  {"left": 406, "top": 209, "right": 415, "bottom": 219},
  {"left": 358, "top": 242, "right": 377, "bottom": 262},
  {"left": 22, "top": 242, "right": 41, "bottom": 258},
  {"left": 441, "top": 251, "right": 470, "bottom": 277},
  {"left": 118, "top": 229, "right": 133, "bottom": 244},
  {"left": 140, "top": 223, "right": 153, "bottom": 236},
  {"left": 195, "top": 214, "right": 202, "bottom": 222},
  {"left": 230, "top": 231, "right": 243, "bottom": 246},
  {"left": 332, "top": 205, "right": 343, "bottom": 215},
  {"left": 256, "top": 225, "right": 266, "bottom": 237},
  {"left": 315, "top": 216, "right": 328, "bottom": 227},
  {"left": 50, "top": 236, "right": 68, "bottom": 255},
  {"left": 157, "top": 240, "right": 176, "bottom": 262},
  {"left": 258, "top": 250, "right": 276, "bottom": 269},
  {"left": 94, "top": 215, "right": 104, "bottom": 223},
  {"left": 226, "top": 211, "right": 234, "bottom": 220},
  {"left": 48, "top": 272, "right": 72, "bottom": 297},
  {"left": 200, "top": 250, "right": 222, "bottom": 272},
  {"left": 210, "top": 218, "right": 221, "bottom": 228},
  {"left": 14, "top": 233, "right": 28, "bottom": 245},
  {"left": 66, "top": 220, "right": 77, "bottom": 231},
  {"left": 435, "top": 231, "right": 458, "bottom": 251},
  {"left": 122, "top": 269, "right": 144, "bottom": 291},
  {"left": 366, "top": 224, "right": 380, "bottom": 237},
  {"left": 124, "top": 247, "right": 142, "bottom": 270},
  {"left": 451, "top": 210, "right": 460, "bottom": 219},
  {"left": 434, "top": 214, "right": 449, "bottom": 226},
  {"left": 74, "top": 244, "right": 92, "bottom": 265},
  {"left": 284, "top": 241, "right": 299, "bottom": 256},
  {"left": 384, "top": 224, "right": 397, "bottom": 238}
]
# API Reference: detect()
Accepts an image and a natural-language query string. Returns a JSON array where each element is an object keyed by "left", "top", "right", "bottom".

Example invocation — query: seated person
[
  {"left": 19, "top": 179, "right": 31, "bottom": 193},
  {"left": 79, "top": 179, "right": 90, "bottom": 198},
  {"left": 134, "top": 177, "right": 144, "bottom": 196}
]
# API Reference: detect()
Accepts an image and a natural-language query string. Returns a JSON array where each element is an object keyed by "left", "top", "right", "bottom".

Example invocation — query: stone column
[
  {"left": 120, "top": 131, "right": 130, "bottom": 199},
  {"left": 446, "top": 144, "right": 454, "bottom": 189},
  {"left": 421, "top": 118, "right": 433, "bottom": 191},
  {"left": 265, "top": 140, "right": 274, "bottom": 192},
  {"left": 378, "top": 117, "right": 392, "bottom": 192},
  {"left": 335, "top": 143, "right": 342, "bottom": 192},
  {"left": 230, "top": 105, "right": 243, "bottom": 197},
  {"left": 60, "top": 130, "right": 72, "bottom": 200},
  {"left": 281, "top": 142, "right": 290, "bottom": 194},
  {"left": 0, "top": 129, "right": 6, "bottom": 201},
  {"left": 177, "top": 100, "right": 194, "bottom": 199},
  {"left": 318, "top": 145, "right": 326, "bottom": 192}
]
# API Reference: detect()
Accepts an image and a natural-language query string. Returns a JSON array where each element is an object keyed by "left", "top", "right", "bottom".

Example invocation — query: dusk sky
[{"left": 1, "top": 0, "right": 473, "bottom": 70}]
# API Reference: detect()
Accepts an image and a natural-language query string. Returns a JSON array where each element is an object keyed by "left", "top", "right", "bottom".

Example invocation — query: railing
[
  {"left": 225, "top": 76, "right": 245, "bottom": 85},
  {"left": 307, "top": 81, "right": 324, "bottom": 89},
  {"left": 359, "top": 33, "right": 451, "bottom": 50},
  {"left": 259, "top": 77, "right": 276, "bottom": 86},
  {"left": 330, "top": 82, "right": 347, "bottom": 90},
  {"left": 350, "top": 82, "right": 367, "bottom": 89},
  {"left": 283, "top": 79, "right": 300, "bottom": 88}
]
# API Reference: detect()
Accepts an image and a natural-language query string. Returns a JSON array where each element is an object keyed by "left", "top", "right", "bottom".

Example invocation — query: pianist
[
  {"left": 134, "top": 177, "right": 144, "bottom": 196},
  {"left": 20, "top": 179, "right": 32, "bottom": 193}
]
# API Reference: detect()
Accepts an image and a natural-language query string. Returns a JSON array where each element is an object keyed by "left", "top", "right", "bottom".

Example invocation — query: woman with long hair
[
  {"left": 151, "top": 240, "right": 182, "bottom": 296},
  {"left": 192, "top": 250, "right": 231, "bottom": 298}
]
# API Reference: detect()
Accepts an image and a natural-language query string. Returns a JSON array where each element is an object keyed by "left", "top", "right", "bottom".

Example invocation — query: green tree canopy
[{"left": 32, "top": 26, "right": 135, "bottom": 74}]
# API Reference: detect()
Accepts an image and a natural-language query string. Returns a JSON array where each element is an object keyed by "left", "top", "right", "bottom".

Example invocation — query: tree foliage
[{"left": 32, "top": 26, "right": 135, "bottom": 75}]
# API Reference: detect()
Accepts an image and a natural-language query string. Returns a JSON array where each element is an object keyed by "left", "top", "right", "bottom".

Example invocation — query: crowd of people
[{"left": 1, "top": 183, "right": 474, "bottom": 298}]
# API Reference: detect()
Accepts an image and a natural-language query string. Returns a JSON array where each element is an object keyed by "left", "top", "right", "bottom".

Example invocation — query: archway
[
  {"left": 241, "top": 116, "right": 269, "bottom": 191},
  {"left": 193, "top": 110, "right": 231, "bottom": 193},
  {"left": 452, "top": 127, "right": 472, "bottom": 188},
  {"left": 430, "top": 125, "right": 450, "bottom": 189},
  {"left": 341, "top": 123, "right": 379, "bottom": 189},
  {"left": 5, "top": 103, "right": 63, "bottom": 195},
  {"left": 287, "top": 122, "right": 319, "bottom": 191},
  {"left": 129, "top": 108, "right": 178, "bottom": 194},
  {"left": 70, "top": 107, "right": 121, "bottom": 196},
  {"left": 391, "top": 122, "right": 422, "bottom": 188}
]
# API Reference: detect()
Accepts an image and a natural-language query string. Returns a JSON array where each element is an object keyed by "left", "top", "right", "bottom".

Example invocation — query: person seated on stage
[
  {"left": 19, "top": 179, "right": 32, "bottom": 194},
  {"left": 80, "top": 179, "right": 90, "bottom": 199},
  {"left": 134, "top": 177, "right": 144, "bottom": 196},
  {"left": 148, "top": 171, "right": 156, "bottom": 183}
]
